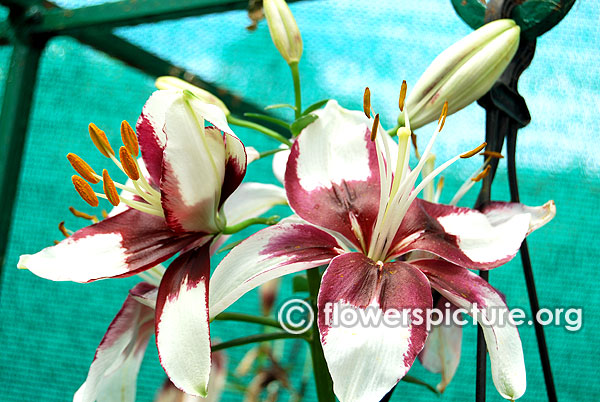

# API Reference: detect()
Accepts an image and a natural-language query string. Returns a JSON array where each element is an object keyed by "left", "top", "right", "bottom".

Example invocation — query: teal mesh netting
[{"left": 1, "top": 0, "right": 598, "bottom": 401}]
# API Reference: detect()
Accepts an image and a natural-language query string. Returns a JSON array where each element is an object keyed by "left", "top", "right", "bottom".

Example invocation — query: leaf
[
  {"left": 401, "top": 375, "right": 439, "bottom": 395},
  {"left": 292, "top": 274, "right": 309, "bottom": 293},
  {"left": 244, "top": 112, "right": 290, "bottom": 130},
  {"left": 290, "top": 114, "right": 319, "bottom": 137},
  {"left": 265, "top": 103, "right": 297, "bottom": 111},
  {"left": 302, "top": 99, "right": 330, "bottom": 116}
]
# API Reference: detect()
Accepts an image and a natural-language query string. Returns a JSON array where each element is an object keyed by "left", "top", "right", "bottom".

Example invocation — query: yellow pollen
[
  {"left": 102, "top": 169, "right": 121, "bottom": 206},
  {"left": 67, "top": 153, "right": 99, "bottom": 184},
  {"left": 370, "top": 113, "right": 380, "bottom": 141},
  {"left": 119, "top": 146, "right": 140, "bottom": 181},
  {"left": 101, "top": 210, "right": 108, "bottom": 219},
  {"left": 58, "top": 221, "right": 70, "bottom": 238},
  {"left": 481, "top": 151, "right": 504, "bottom": 159},
  {"left": 120, "top": 120, "right": 139, "bottom": 157},
  {"left": 69, "top": 206, "right": 97, "bottom": 221},
  {"left": 461, "top": 142, "right": 487, "bottom": 159},
  {"left": 72, "top": 175, "right": 99, "bottom": 207},
  {"left": 89, "top": 123, "right": 115, "bottom": 158},
  {"left": 399, "top": 80, "right": 407, "bottom": 112},
  {"left": 438, "top": 101, "right": 448, "bottom": 131},
  {"left": 363, "top": 87, "right": 371, "bottom": 118},
  {"left": 472, "top": 165, "right": 492, "bottom": 182}
]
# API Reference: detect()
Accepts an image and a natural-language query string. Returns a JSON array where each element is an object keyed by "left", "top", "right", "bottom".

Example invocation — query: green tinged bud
[
  {"left": 155, "top": 76, "right": 230, "bottom": 116},
  {"left": 400, "top": 19, "right": 520, "bottom": 129},
  {"left": 263, "top": 0, "right": 303, "bottom": 65}
]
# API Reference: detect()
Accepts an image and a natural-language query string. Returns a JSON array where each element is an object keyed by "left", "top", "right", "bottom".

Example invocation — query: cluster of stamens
[
  {"left": 67, "top": 121, "right": 163, "bottom": 218},
  {"left": 361, "top": 82, "right": 489, "bottom": 262}
]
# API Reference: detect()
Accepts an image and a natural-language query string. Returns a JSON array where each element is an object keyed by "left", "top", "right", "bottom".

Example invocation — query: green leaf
[
  {"left": 401, "top": 375, "right": 439, "bottom": 395},
  {"left": 243, "top": 112, "right": 291, "bottom": 130},
  {"left": 302, "top": 99, "right": 330, "bottom": 116},
  {"left": 265, "top": 103, "right": 297, "bottom": 111},
  {"left": 292, "top": 274, "right": 309, "bottom": 293},
  {"left": 290, "top": 114, "right": 319, "bottom": 137}
]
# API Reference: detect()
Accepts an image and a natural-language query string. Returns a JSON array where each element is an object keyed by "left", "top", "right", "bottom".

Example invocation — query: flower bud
[
  {"left": 155, "top": 76, "right": 230, "bottom": 116},
  {"left": 263, "top": 0, "right": 303, "bottom": 65},
  {"left": 400, "top": 19, "right": 520, "bottom": 129}
]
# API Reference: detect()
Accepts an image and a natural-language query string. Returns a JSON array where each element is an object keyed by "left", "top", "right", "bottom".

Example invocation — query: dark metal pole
[
  {"left": 506, "top": 129, "right": 558, "bottom": 402},
  {"left": 0, "top": 24, "right": 46, "bottom": 272}
]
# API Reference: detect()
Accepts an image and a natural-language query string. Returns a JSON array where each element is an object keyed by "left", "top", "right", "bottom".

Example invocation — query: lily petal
[
  {"left": 19, "top": 209, "right": 202, "bottom": 283},
  {"left": 74, "top": 282, "right": 156, "bottom": 402},
  {"left": 390, "top": 199, "right": 555, "bottom": 269},
  {"left": 285, "top": 100, "right": 381, "bottom": 251},
  {"left": 218, "top": 132, "right": 248, "bottom": 209},
  {"left": 318, "top": 252, "right": 432, "bottom": 402},
  {"left": 160, "top": 93, "right": 234, "bottom": 233},
  {"left": 221, "top": 182, "right": 287, "bottom": 226},
  {"left": 136, "top": 90, "right": 180, "bottom": 185},
  {"left": 418, "top": 296, "right": 463, "bottom": 393},
  {"left": 413, "top": 258, "right": 526, "bottom": 400},
  {"left": 209, "top": 219, "right": 343, "bottom": 316},
  {"left": 154, "top": 351, "right": 226, "bottom": 402},
  {"left": 272, "top": 145, "right": 291, "bottom": 184},
  {"left": 155, "top": 246, "right": 212, "bottom": 397}
]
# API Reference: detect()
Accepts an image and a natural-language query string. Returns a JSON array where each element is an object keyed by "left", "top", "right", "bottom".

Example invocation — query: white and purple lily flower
[
  {"left": 209, "top": 100, "right": 556, "bottom": 401},
  {"left": 18, "top": 89, "right": 286, "bottom": 398}
]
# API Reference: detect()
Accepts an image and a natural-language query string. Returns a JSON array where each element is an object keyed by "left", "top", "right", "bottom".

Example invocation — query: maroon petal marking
[
  {"left": 74, "top": 282, "right": 156, "bottom": 402},
  {"left": 19, "top": 208, "right": 203, "bottom": 283},
  {"left": 285, "top": 123, "right": 381, "bottom": 252},
  {"left": 388, "top": 198, "right": 542, "bottom": 270},
  {"left": 317, "top": 252, "right": 432, "bottom": 402},
  {"left": 155, "top": 245, "right": 212, "bottom": 397}
]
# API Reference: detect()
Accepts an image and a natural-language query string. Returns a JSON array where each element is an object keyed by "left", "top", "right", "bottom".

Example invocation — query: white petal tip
[{"left": 17, "top": 255, "right": 30, "bottom": 269}]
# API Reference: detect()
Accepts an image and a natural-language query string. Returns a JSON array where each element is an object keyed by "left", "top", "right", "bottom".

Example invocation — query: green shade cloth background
[{"left": 0, "top": 0, "right": 598, "bottom": 400}]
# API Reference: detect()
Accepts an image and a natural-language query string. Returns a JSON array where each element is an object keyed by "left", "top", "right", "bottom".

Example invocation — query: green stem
[
  {"left": 306, "top": 268, "right": 335, "bottom": 402},
  {"left": 244, "top": 112, "right": 291, "bottom": 130},
  {"left": 211, "top": 331, "right": 305, "bottom": 352},
  {"left": 259, "top": 148, "right": 287, "bottom": 159},
  {"left": 290, "top": 62, "right": 302, "bottom": 120},
  {"left": 228, "top": 115, "right": 292, "bottom": 147},
  {"left": 213, "top": 312, "right": 282, "bottom": 329},
  {"left": 222, "top": 215, "right": 280, "bottom": 234}
]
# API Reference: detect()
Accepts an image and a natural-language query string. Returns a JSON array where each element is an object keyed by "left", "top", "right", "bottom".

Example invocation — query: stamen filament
[{"left": 94, "top": 193, "right": 164, "bottom": 217}]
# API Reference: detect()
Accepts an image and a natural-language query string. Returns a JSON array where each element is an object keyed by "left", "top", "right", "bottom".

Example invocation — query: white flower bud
[
  {"left": 401, "top": 19, "right": 520, "bottom": 129},
  {"left": 155, "top": 76, "right": 230, "bottom": 116},
  {"left": 263, "top": 0, "right": 303, "bottom": 65}
]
